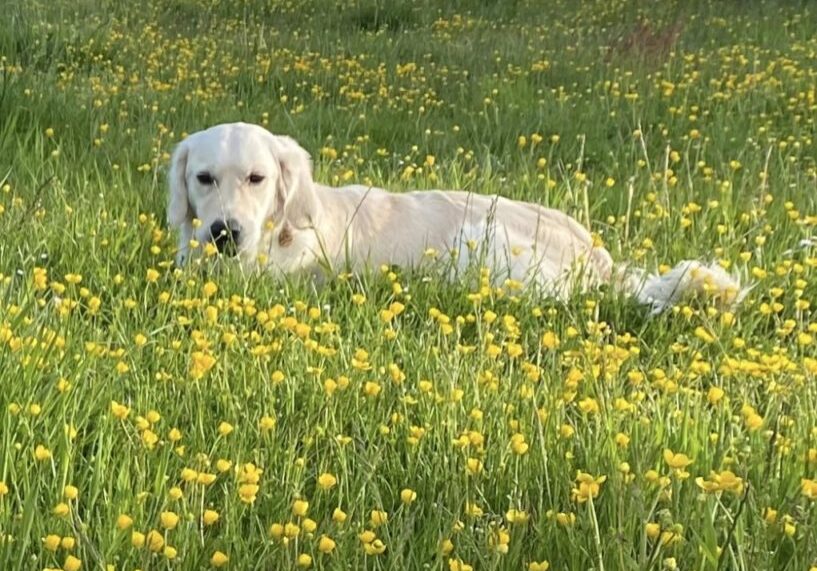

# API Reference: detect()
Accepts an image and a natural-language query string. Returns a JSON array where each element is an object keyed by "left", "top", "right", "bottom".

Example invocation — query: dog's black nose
[{"left": 209, "top": 220, "right": 241, "bottom": 255}]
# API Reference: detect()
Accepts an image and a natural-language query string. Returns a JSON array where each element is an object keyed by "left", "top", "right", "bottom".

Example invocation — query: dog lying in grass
[{"left": 168, "top": 122, "right": 744, "bottom": 312}]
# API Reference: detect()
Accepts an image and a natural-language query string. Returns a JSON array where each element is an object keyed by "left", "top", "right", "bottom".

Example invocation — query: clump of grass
[{"left": 0, "top": 0, "right": 816, "bottom": 569}]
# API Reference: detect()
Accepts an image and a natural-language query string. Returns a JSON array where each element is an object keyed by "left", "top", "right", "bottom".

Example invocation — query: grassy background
[{"left": 1, "top": 0, "right": 816, "bottom": 569}]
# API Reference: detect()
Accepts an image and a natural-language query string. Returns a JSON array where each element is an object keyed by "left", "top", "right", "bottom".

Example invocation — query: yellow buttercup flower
[
  {"left": 145, "top": 529, "right": 164, "bottom": 552},
  {"left": 202, "top": 509, "right": 220, "bottom": 525},
  {"left": 53, "top": 502, "right": 70, "bottom": 517},
  {"left": 541, "top": 331, "right": 560, "bottom": 349},
  {"left": 34, "top": 444, "right": 52, "bottom": 461},
  {"left": 238, "top": 484, "right": 259, "bottom": 504},
  {"left": 466, "top": 458, "right": 483, "bottom": 475},
  {"left": 284, "top": 522, "right": 301, "bottom": 538},
  {"left": 202, "top": 281, "right": 218, "bottom": 297},
  {"left": 160, "top": 511, "right": 179, "bottom": 529},
  {"left": 43, "top": 534, "right": 61, "bottom": 551},
  {"left": 695, "top": 470, "right": 745, "bottom": 495},
  {"left": 363, "top": 538, "right": 386, "bottom": 555},
  {"left": 317, "top": 472, "right": 337, "bottom": 490},
  {"left": 707, "top": 387, "right": 725, "bottom": 405},
  {"left": 506, "top": 509, "right": 529, "bottom": 524},
  {"left": 571, "top": 471, "right": 607, "bottom": 503},
  {"left": 63, "top": 555, "right": 82, "bottom": 571},
  {"left": 400, "top": 488, "right": 417, "bottom": 504},
  {"left": 370, "top": 510, "right": 388, "bottom": 526},
  {"left": 663, "top": 449, "right": 693, "bottom": 470},
  {"left": 189, "top": 351, "right": 216, "bottom": 380},
  {"left": 292, "top": 499, "right": 309, "bottom": 517},
  {"left": 318, "top": 534, "right": 336, "bottom": 553},
  {"left": 448, "top": 558, "right": 473, "bottom": 571},
  {"left": 801, "top": 478, "right": 817, "bottom": 500},
  {"left": 211, "top": 551, "right": 229, "bottom": 567}
]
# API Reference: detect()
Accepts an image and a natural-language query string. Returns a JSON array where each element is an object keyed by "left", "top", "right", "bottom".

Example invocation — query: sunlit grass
[{"left": 1, "top": 0, "right": 817, "bottom": 569}]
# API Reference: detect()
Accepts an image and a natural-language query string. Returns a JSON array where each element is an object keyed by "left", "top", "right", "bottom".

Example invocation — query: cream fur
[{"left": 168, "top": 122, "right": 746, "bottom": 311}]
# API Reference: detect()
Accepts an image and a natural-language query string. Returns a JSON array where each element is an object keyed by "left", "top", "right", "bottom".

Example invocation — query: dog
[{"left": 168, "top": 122, "right": 745, "bottom": 312}]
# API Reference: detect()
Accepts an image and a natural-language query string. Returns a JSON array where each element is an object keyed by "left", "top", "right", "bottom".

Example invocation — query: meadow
[{"left": 1, "top": 0, "right": 817, "bottom": 569}]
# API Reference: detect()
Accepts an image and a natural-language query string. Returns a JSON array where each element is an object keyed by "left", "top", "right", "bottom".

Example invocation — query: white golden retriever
[{"left": 168, "top": 122, "right": 744, "bottom": 312}]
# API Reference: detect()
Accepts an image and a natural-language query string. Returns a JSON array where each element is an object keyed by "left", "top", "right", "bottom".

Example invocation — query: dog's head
[{"left": 168, "top": 122, "right": 319, "bottom": 269}]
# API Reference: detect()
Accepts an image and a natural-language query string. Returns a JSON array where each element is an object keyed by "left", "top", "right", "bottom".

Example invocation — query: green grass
[{"left": 1, "top": 0, "right": 817, "bottom": 569}]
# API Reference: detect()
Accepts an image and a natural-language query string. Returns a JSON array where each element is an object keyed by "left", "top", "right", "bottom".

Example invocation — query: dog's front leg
[{"left": 174, "top": 220, "right": 194, "bottom": 266}]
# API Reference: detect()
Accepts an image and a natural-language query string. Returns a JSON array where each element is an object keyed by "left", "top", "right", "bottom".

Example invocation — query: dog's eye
[
  {"left": 197, "top": 173, "right": 214, "bottom": 185},
  {"left": 248, "top": 174, "right": 265, "bottom": 185},
  {"left": 196, "top": 173, "right": 215, "bottom": 185},
  {"left": 196, "top": 172, "right": 216, "bottom": 186}
]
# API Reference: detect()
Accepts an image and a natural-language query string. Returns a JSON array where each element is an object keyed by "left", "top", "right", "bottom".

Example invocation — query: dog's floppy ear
[
  {"left": 167, "top": 140, "right": 191, "bottom": 227},
  {"left": 270, "top": 135, "right": 318, "bottom": 226}
]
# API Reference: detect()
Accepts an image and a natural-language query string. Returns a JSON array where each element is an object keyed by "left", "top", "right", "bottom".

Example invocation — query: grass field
[{"left": 1, "top": 0, "right": 817, "bottom": 569}]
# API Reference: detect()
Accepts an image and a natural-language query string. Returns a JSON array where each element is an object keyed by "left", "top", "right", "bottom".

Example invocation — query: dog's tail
[{"left": 614, "top": 260, "right": 749, "bottom": 315}]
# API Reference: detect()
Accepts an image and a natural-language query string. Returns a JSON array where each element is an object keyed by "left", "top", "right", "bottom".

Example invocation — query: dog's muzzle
[{"left": 209, "top": 219, "right": 242, "bottom": 255}]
